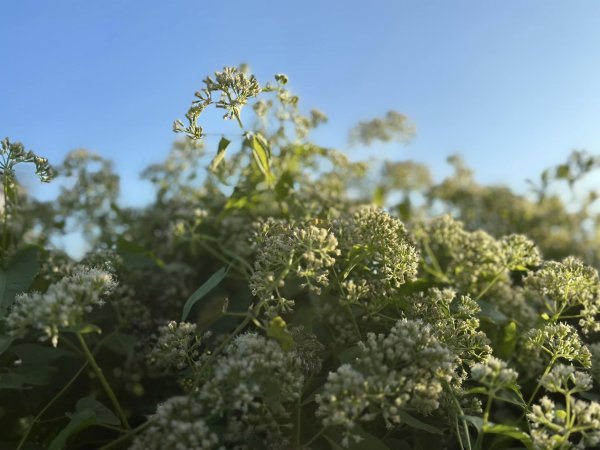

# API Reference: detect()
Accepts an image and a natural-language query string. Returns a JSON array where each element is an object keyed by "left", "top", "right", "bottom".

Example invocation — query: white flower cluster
[
  {"left": 525, "top": 257, "right": 600, "bottom": 333},
  {"left": 471, "top": 356, "right": 518, "bottom": 390},
  {"left": 528, "top": 396, "right": 600, "bottom": 449},
  {"left": 249, "top": 219, "right": 340, "bottom": 315},
  {"left": 526, "top": 357, "right": 600, "bottom": 448},
  {"left": 200, "top": 333, "right": 303, "bottom": 443},
  {"left": 404, "top": 288, "right": 491, "bottom": 368},
  {"left": 525, "top": 323, "right": 592, "bottom": 370},
  {"left": 316, "top": 319, "right": 457, "bottom": 446},
  {"left": 133, "top": 333, "right": 304, "bottom": 449},
  {"left": 174, "top": 66, "right": 261, "bottom": 138},
  {"left": 334, "top": 206, "right": 419, "bottom": 307},
  {"left": 415, "top": 215, "right": 507, "bottom": 295},
  {"left": 500, "top": 234, "right": 542, "bottom": 270},
  {"left": 5, "top": 267, "right": 116, "bottom": 346},
  {"left": 147, "top": 321, "right": 206, "bottom": 371},
  {"left": 541, "top": 364, "right": 593, "bottom": 395},
  {"left": 315, "top": 364, "right": 371, "bottom": 446},
  {"left": 129, "top": 396, "right": 222, "bottom": 450}
]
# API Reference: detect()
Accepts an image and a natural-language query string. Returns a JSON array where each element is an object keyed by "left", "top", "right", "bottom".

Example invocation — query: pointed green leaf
[
  {"left": 247, "top": 132, "right": 273, "bottom": 186},
  {"left": 117, "top": 238, "right": 165, "bottom": 269},
  {"left": 478, "top": 300, "right": 507, "bottom": 324},
  {"left": 65, "top": 323, "right": 102, "bottom": 335},
  {"left": 209, "top": 137, "right": 230, "bottom": 172},
  {"left": 498, "top": 320, "right": 517, "bottom": 359},
  {"left": 76, "top": 397, "right": 120, "bottom": 426},
  {"left": 463, "top": 414, "right": 484, "bottom": 432},
  {"left": 103, "top": 332, "right": 137, "bottom": 357},
  {"left": 466, "top": 386, "right": 489, "bottom": 396},
  {"left": 483, "top": 424, "right": 533, "bottom": 449},
  {"left": 495, "top": 386, "right": 526, "bottom": 408},
  {"left": 397, "top": 410, "right": 443, "bottom": 435},
  {"left": 181, "top": 266, "right": 228, "bottom": 321},
  {"left": 274, "top": 170, "right": 294, "bottom": 202},
  {"left": 48, "top": 409, "right": 97, "bottom": 450}
]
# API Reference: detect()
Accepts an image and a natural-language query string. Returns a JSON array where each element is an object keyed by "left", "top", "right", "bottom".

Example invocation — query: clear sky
[{"left": 2, "top": 0, "right": 600, "bottom": 205}]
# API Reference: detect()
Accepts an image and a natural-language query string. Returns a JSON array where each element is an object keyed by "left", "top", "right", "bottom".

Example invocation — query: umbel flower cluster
[
  {"left": 4, "top": 267, "right": 116, "bottom": 347},
  {"left": 316, "top": 319, "right": 457, "bottom": 446},
  {"left": 3, "top": 66, "right": 600, "bottom": 450},
  {"left": 131, "top": 333, "right": 304, "bottom": 450}
]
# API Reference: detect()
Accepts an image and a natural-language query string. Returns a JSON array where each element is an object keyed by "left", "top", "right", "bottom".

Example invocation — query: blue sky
[{"left": 2, "top": 0, "right": 600, "bottom": 205}]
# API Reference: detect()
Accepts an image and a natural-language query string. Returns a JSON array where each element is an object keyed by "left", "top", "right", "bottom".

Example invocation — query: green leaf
[
  {"left": 274, "top": 170, "right": 294, "bottom": 202},
  {"left": 48, "top": 409, "right": 97, "bottom": 450},
  {"left": 10, "top": 343, "right": 73, "bottom": 363},
  {"left": 103, "top": 332, "right": 137, "bottom": 357},
  {"left": 247, "top": 132, "right": 274, "bottom": 187},
  {"left": 0, "top": 335, "right": 15, "bottom": 355},
  {"left": 181, "top": 266, "right": 228, "bottom": 321},
  {"left": 478, "top": 300, "right": 507, "bottom": 324},
  {"left": 0, "top": 372, "right": 28, "bottom": 389},
  {"left": 266, "top": 316, "right": 294, "bottom": 351},
  {"left": 466, "top": 386, "right": 489, "bottom": 396},
  {"left": 463, "top": 414, "right": 483, "bottom": 432},
  {"left": 348, "top": 427, "right": 390, "bottom": 450},
  {"left": 0, "top": 364, "right": 58, "bottom": 389},
  {"left": 498, "top": 320, "right": 517, "bottom": 359},
  {"left": 373, "top": 185, "right": 386, "bottom": 207},
  {"left": 483, "top": 424, "right": 533, "bottom": 449},
  {"left": 397, "top": 410, "right": 443, "bottom": 435},
  {"left": 116, "top": 238, "right": 165, "bottom": 269},
  {"left": 0, "top": 246, "right": 39, "bottom": 317},
  {"left": 65, "top": 323, "right": 102, "bottom": 335},
  {"left": 494, "top": 387, "right": 526, "bottom": 408},
  {"left": 209, "top": 137, "right": 230, "bottom": 172},
  {"left": 48, "top": 398, "right": 121, "bottom": 450},
  {"left": 76, "top": 397, "right": 120, "bottom": 426}
]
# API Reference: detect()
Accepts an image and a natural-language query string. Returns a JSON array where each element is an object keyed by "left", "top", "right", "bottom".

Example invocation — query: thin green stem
[
  {"left": 527, "top": 358, "right": 555, "bottom": 407},
  {"left": 76, "top": 333, "right": 131, "bottom": 431},
  {"left": 474, "top": 267, "right": 507, "bottom": 302},
  {"left": 443, "top": 380, "right": 472, "bottom": 450},
  {"left": 16, "top": 361, "right": 89, "bottom": 450},
  {"left": 345, "top": 303, "right": 362, "bottom": 340},
  {"left": 303, "top": 426, "right": 326, "bottom": 447},
  {"left": 423, "top": 238, "right": 446, "bottom": 279},
  {"left": 474, "top": 394, "right": 493, "bottom": 450},
  {"left": 295, "top": 397, "right": 302, "bottom": 447},
  {"left": 566, "top": 392, "right": 572, "bottom": 428},
  {"left": 98, "top": 421, "right": 152, "bottom": 450}
]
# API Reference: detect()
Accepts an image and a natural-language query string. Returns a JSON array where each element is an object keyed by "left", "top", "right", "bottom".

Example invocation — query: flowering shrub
[{"left": 1, "top": 66, "right": 600, "bottom": 450}]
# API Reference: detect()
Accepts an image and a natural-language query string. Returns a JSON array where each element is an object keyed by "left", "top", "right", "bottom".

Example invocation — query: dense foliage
[{"left": 1, "top": 66, "right": 600, "bottom": 450}]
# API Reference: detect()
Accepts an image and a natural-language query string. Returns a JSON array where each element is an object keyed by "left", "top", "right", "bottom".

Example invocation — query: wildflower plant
[
  {"left": 5, "top": 267, "right": 116, "bottom": 347},
  {"left": 2, "top": 65, "right": 600, "bottom": 450},
  {"left": 527, "top": 365, "right": 600, "bottom": 449}
]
